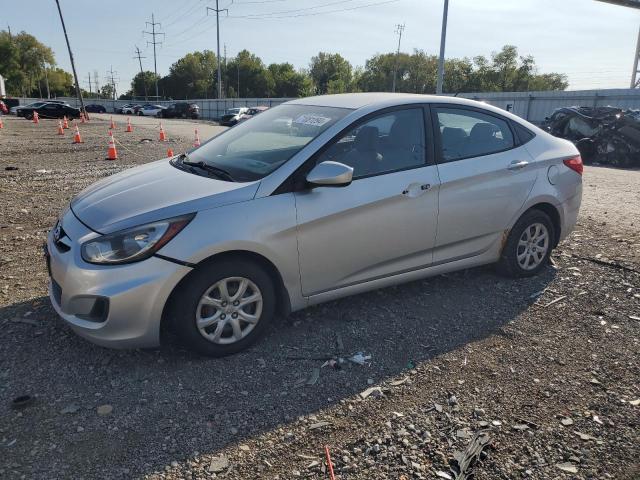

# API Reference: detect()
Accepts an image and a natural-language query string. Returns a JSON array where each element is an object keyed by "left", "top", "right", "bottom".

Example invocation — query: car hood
[{"left": 71, "top": 159, "right": 259, "bottom": 234}]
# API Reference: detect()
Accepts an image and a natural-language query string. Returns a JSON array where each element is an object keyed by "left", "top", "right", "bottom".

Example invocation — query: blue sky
[{"left": 5, "top": 0, "right": 640, "bottom": 95}]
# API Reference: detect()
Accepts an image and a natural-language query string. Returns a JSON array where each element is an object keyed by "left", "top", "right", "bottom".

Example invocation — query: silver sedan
[{"left": 46, "top": 93, "right": 582, "bottom": 356}]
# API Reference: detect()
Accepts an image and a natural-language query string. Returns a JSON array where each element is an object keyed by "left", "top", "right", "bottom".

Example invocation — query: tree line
[{"left": 0, "top": 29, "right": 568, "bottom": 100}]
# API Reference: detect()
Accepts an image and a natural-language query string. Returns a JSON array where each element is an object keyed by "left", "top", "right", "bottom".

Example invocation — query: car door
[
  {"left": 294, "top": 106, "right": 440, "bottom": 297},
  {"left": 41, "top": 103, "right": 61, "bottom": 118},
  {"left": 431, "top": 105, "right": 537, "bottom": 263}
]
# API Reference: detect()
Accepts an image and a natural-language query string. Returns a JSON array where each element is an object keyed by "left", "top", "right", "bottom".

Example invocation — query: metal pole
[
  {"left": 54, "top": 0, "right": 87, "bottom": 117},
  {"left": 43, "top": 61, "right": 50, "bottom": 99},
  {"left": 152, "top": 14, "right": 158, "bottom": 98},
  {"left": 631, "top": 25, "right": 640, "bottom": 88},
  {"left": 216, "top": 0, "right": 222, "bottom": 99},
  {"left": 436, "top": 0, "right": 449, "bottom": 95},
  {"left": 392, "top": 23, "right": 405, "bottom": 93}
]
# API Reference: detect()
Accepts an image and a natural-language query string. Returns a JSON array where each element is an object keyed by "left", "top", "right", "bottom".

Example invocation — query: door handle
[
  {"left": 507, "top": 160, "right": 529, "bottom": 170},
  {"left": 402, "top": 183, "right": 431, "bottom": 196}
]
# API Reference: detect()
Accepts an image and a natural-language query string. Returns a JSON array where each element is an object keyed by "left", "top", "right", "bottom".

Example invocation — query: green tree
[
  {"left": 162, "top": 50, "right": 218, "bottom": 99},
  {"left": 267, "top": 62, "right": 312, "bottom": 97},
  {"left": 0, "top": 30, "right": 56, "bottom": 96},
  {"left": 100, "top": 83, "right": 115, "bottom": 99},
  {"left": 45, "top": 67, "right": 74, "bottom": 97},
  {"left": 131, "top": 71, "right": 161, "bottom": 99},
  {"left": 227, "top": 50, "right": 273, "bottom": 98},
  {"left": 309, "top": 52, "right": 352, "bottom": 94}
]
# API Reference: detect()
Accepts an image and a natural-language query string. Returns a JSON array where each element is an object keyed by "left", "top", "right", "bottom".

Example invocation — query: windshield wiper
[{"left": 178, "top": 154, "right": 235, "bottom": 182}]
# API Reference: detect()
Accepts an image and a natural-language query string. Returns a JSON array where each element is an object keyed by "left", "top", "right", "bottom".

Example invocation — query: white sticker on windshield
[{"left": 293, "top": 114, "right": 332, "bottom": 127}]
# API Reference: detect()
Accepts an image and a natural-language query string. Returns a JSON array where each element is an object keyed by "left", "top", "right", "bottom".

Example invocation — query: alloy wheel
[
  {"left": 196, "top": 277, "right": 263, "bottom": 344},
  {"left": 516, "top": 222, "right": 550, "bottom": 270}
]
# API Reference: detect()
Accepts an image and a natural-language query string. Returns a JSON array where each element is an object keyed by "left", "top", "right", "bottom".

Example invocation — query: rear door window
[{"left": 434, "top": 107, "right": 515, "bottom": 162}]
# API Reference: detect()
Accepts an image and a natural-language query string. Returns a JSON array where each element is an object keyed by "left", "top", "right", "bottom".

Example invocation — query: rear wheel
[
  {"left": 168, "top": 259, "right": 276, "bottom": 356},
  {"left": 497, "top": 209, "right": 555, "bottom": 277}
]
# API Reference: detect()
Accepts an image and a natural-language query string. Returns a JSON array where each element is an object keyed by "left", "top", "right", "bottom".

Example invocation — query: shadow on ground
[{"left": 0, "top": 265, "right": 555, "bottom": 478}]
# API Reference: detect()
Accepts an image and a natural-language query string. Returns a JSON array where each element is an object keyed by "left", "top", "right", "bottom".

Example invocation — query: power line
[
  {"left": 227, "top": 0, "right": 399, "bottom": 19},
  {"left": 144, "top": 13, "right": 165, "bottom": 99},
  {"left": 392, "top": 23, "right": 404, "bottom": 93},
  {"left": 230, "top": 0, "right": 357, "bottom": 17},
  {"left": 106, "top": 66, "right": 119, "bottom": 100}
]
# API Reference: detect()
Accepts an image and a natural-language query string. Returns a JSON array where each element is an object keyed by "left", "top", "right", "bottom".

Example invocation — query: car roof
[{"left": 286, "top": 92, "right": 534, "bottom": 126}]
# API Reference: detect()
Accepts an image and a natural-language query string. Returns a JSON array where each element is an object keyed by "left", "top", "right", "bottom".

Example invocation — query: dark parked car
[
  {"left": 17, "top": 102, "right": 81, "bottom": 120},
  {"left": 84, "top": 104, "right": 107, "bottom": 113},
  {"left": 161, "top": 102, "right": 200, "bottom": 119}
]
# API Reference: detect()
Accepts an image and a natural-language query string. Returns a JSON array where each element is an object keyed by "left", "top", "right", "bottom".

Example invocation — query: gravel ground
[{"left": 0, "top": 115, "right": 639, "bottom": 480}]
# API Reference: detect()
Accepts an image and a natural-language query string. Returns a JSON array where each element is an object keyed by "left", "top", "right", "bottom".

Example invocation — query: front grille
[
  {"left": 54, "top": 226, "right": 71, "bottom": 253},
  {"left": 51, "top": 278, "right": 62, "bottom": 307}
]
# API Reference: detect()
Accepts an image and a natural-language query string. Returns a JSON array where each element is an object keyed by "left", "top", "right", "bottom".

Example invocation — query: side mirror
[{"left": 306, "top": 161, "right": 353, "bottom": 187}]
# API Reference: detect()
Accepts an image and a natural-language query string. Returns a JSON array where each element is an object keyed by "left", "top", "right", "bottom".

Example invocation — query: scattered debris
[
  {"left": 359, "top": 386, "right": 384, "bottom": 400},
  {"left": 4, "top": 166, "right": 18, "bottom": 171},
  {"left": 324, "top": 445, "right": 336, "bottom": 480},
  {"left": 436, "top": 471, "right": 453, "bottom": 480},
  {"left": 560, "top": 417, "right": 574, "bottom": 426},
  {"left": 347, "top": 352, "right": 372, "bottom": 365},
  {"left": 306, "top": 368, "right": 320, "bottom": 386},
  {"left": 11, "top": 395, "right": 34, "bottom": 410},
  {"left": 449, "top": 431, "right": 492, "bottom": 480},
  {"left": 556, "top": 462, "right": 578, "bottom": 474},
  {"left": 10, "top": 316, "right": 39, "bottom": 326},
  {"left": 96, "top": 404, "right": 113, "bottom": 416},
  {"left": 390, "top": 377, "right": 409, "bottom": 386},
  {"left": 60, "top": 404, "right": 81, "bottom": 414},
  {"left": 208, "top": 454, "right": 229, "bottom": 473},
  {"left": 543, "top": 295, "right": 567, "bottom": 308},
  {"left": 309, "top": 421, "right": 331, "bottom": 430}
]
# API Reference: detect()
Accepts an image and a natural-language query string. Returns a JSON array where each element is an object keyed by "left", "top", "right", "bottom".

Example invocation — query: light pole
[
  {"left": 594, "top": 0, "right": 640, "bottom": 88},
  {"left": 436, "top": 0, "right": 449, "bottom": 95}
]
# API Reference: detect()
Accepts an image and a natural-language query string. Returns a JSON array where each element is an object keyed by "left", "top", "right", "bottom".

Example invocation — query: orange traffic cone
[
  {"left": 106, "top": 132, "right": 118, "bottom": 160},
  {"left": 194, "top": 128, "right": 201, "bottom": 147},
  {"left": 159, "top": 123, "right": 166, "bottom": 141},
  {"left": 126, "top": 117, "right": 133, "bottom": 133},
  {"left": 167, "top": 147, "right": 174, "bottom": 157},
  {"left": 73, "top": 125, "right": 83, "bottom": 144},
  {"left": 109, "top": 116, "right": 115, "bottom": 129},
  {"left": 33, "top": 111, "right": 39, "bottom": 124},
  {"left": 63, "top": 116, "right": 69, "bottom": 129},
  {"left": 57, "top": 120, "right": 64, "bottom": 135},
  {"left": 0, "top": 117, "right": 4, "bottom": 129}
]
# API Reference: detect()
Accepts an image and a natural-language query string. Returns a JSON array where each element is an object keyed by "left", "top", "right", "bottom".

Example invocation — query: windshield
[{"left": 185, "top": 104, "right": 351, "bottom": 182}]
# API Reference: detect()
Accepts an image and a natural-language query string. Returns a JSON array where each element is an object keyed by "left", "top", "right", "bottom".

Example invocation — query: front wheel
[
  {"left": 497, "top": 209, "right": 555, "bottom": 278},
  {"left": 168, "top": 259, "right": 276, "bottom": 356}
]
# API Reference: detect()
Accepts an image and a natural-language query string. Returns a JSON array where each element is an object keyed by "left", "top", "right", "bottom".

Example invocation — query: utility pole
[
  {"left": 436, "top": 0, "right": 449, "bottom": 95},
  {"left": 7, "top": 24, "right": 11, "bottom": 40},
  {"left": 106, "top": 66, "right": 119, "bottom": 101},
  {"left": 391, "top": 23, "right": 405, "bottom": 93},
  {"left": 133, "top": 45, "right": 148, "bottom": 100},
  {"left": 207, "top": 1, "right": 229, "bottom": 99},
  {"left": 144, "top": 14, "right": 164, "bottom": 99},
  {"left": 54, "top": 0, "right": 87, "bottom": 117},
  {"left": 85, "top": 72, "right": 93, "bottom": 98},
  {"left": 43, "top": 60, "right": 51, "bottom": 99},
  {"left": 93, "top": 71, "right": 100, "bottom": 99},
  {"left": 224, "top": 43, "right": 227, "bottom": 98}
]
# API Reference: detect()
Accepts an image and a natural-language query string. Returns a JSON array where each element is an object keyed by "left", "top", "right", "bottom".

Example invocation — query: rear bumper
[
  {"left": 46, "top": 210, "right": 191, "bottom": 349},
  {"left": 558, "top": 183, "right": 582, "bottom": 242}
]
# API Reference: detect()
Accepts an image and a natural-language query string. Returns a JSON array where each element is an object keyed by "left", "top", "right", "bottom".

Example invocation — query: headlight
[{"left": 81, "top": 214, "right": 194, "bottom": 265}]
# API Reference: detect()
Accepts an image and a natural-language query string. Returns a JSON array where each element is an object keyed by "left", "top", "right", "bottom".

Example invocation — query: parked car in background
[
  {"left": 120, "top": 104, "right": 139, "bottom": 115},
  {"left": 219, "top": 107, "right": 249, "bottom": 126},
  {"left": 237, "top": 106, "right": 268, "bottom": 123},
  {"left": 137, "top": 104, "right": 165, "bottom": 117},
  {"left": 45, "top": 93, "right": 582, "bottom": 356},
  {"left": 161, "top": 102, "right": 200, "bottom": 119},
  {"left": 19, "top": 102, "right": 81, "bottom": 119},
  {"left": 15, "top": 102, "right": 50, "bottom": 117},
  {"left": 0, "top": 100, "right": 7, "bottom": 114},
  {"left": 84, "top": 104, "right": 107, "bottom": 113}
]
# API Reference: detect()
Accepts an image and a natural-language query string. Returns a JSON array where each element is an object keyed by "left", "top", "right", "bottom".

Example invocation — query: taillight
[{"left": 563, "top": 155, "right": 583, "bottom": 176}]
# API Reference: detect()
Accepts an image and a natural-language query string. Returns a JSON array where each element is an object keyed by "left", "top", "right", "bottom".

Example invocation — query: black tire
[
  {"left": 168, "top": 259, "right": 276, "bottom": 356},
  {"left": 497, "top": 209, "right": 555, "bottom": 278}
]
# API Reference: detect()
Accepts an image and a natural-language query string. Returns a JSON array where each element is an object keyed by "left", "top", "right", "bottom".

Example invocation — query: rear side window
[
  {"left": 435, "top": 107, "right": 514, "bottom": 162},
  {"left": 513, "top": 122, "right": 535, "bottom": 144}
]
